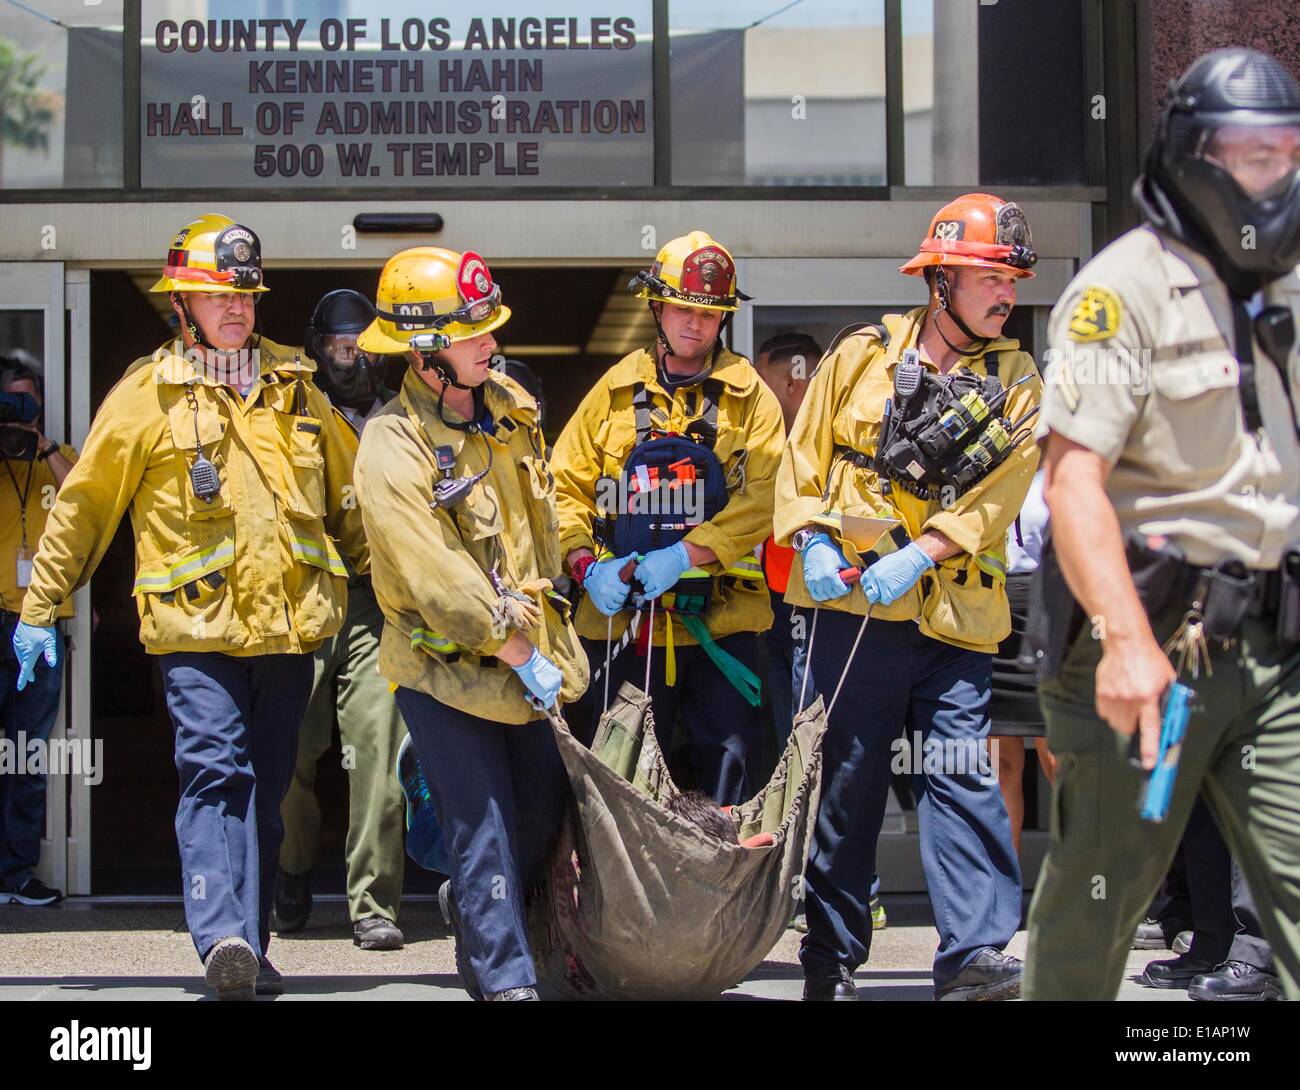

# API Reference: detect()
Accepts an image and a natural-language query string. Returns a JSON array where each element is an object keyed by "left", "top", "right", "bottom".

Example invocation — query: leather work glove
[
  {"left": 861, "top": 543, "right": 935, "bottom": 607},
  {"left": 800, "top": 532, "right": 853, "bottom": 603},
  {"left": 634, "top": 541, "right": 692, "bottom": 600},
  {"left": 13, "top": 622, "right": 58, "bottom": 691},
  {"left": 583, "top": 555, "right": 635, "bottom": 616},
  {"left": 511, "top": 646, "right": 563, "bottom": 710}
]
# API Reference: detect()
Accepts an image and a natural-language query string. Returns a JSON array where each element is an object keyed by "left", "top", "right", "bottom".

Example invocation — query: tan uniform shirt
[
  {"left": 1040, "top": 226, "right": 1300, "bottom": 570},
  {"left": 0, "top": 444, "right": 78, "bottom": 619}
]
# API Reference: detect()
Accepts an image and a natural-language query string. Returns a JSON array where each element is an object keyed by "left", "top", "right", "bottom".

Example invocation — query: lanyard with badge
[{"left": 4, "top": 456, "right": 37, "bottom": 588}]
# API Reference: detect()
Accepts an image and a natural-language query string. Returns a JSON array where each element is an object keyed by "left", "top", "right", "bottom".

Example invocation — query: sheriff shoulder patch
[{"left": 1068, "top": 286, "right": 1122, "bottom": 342}]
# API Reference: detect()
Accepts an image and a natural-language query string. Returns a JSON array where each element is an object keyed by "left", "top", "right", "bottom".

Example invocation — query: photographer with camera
[{"left": 0, "top": 359, "right": 77, "bottom": 908}]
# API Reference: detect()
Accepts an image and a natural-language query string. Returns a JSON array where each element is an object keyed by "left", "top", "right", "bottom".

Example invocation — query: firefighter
[
  {"left": 775, "top": 194, "right": 1042, "bottom": 1000},
  {"left": 551, "top": 230, "right": 785, "bottom": 806},
  {"left": 274, "top": 289, "right": 409, "bottom": 950},
  {"left": 352, "top": 246, "right": 588, "bottom": 1001},
  {"left": 11, "top": 214, "right": 366, "bottom": 1000}
]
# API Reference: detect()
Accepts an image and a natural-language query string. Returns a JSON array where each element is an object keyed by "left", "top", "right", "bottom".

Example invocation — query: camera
[
  {"left": 0, "top": 427, "right": 38, "bottom": 462},
  {"left": 0, "top": 389, "right": 42, "bottom": 462}
]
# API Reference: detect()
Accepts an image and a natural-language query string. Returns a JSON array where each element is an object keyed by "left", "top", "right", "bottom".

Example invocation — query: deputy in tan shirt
[{"left": 1025, "top": 47, "right": 1300, "bottom": 1003}]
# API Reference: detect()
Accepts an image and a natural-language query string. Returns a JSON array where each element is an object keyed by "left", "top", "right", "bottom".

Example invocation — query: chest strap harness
[
  {"left": 592, "top": 377, "right": 762, "bottom": 703},
  {"left": 850, "top": 350, "right": 1039, "bottom": 501}
]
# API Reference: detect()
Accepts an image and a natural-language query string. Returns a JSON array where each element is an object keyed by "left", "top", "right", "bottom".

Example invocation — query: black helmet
[
  {"left": 303, "top": 289, "right": 385, "bottom": 409},
  {"left": 1136, "top": 48, "right": 1300, "bottom": 296}
]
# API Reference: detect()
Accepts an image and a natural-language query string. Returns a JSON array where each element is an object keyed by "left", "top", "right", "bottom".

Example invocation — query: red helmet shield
[
  {"left": 679, "top": 246, "right": 736, "bottom": 300},
  {"left": 457, "top": 251, "right": 495, "bottom": 304}
]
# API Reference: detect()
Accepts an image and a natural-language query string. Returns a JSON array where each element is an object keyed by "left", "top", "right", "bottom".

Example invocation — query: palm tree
[{"left": 0, "top": 38, "right": 56, "bottom": 185}]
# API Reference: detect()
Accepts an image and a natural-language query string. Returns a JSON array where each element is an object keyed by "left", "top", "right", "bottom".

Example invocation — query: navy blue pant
[
  {"left": 798, "top": 611, "right": 1021, "bottom": 988},
  {"left": 767, "top": 592, "right": 803, "bottom": 750},
  {"left": 0, "top": 616, "right": 65, "bottom": 889},
  {"left": 572, "top": 630, "right": 763, "bottom": 806},
  {"left": 160, "top": 652, "right": 312, "bottom": 961},
  {"left": 395, "top": 688, "right": 568, "bottom": 995}
]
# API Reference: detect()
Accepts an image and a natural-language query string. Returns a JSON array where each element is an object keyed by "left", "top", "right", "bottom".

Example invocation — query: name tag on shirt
[{"left": 16, "top": 547, "right": 35, "bottom": 589}]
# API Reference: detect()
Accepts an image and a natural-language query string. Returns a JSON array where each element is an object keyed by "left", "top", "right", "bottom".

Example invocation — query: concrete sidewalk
[{"left": 0, "top": 896, "right": 1187, "bottom": 1001}]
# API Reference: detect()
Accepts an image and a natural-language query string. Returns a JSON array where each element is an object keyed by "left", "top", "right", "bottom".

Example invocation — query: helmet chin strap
[
  {"left": 932, "top": 268, "right": 992, "bottom": 358},
  {"left": 650, "top": 301, "right": 724, "bottom": 372},
  {"left": 649, "top": 301, "right": 680, "bottom": 361},
  {"left": 176, "top": 293, "right": 217, "bottom": 355},
  {"left": 417, "top": 350, "right": 484, "bottom": 432},
  {"left": 175, "top": 293, "right": 259, "bottom": 360}
]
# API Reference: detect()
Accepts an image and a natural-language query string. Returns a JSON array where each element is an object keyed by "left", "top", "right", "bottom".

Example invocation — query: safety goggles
[
  {"left": 377, "top": 283, "right": 502, "bottom": 335},
  {"left": 630, "top": 270, "right": 743, "bottom": 309},
  {"left": 201, "top": 291, "right": 257, "bottom": 308},
  {"left": 436, "top": 282, "right": 503, "bottom": 328}
]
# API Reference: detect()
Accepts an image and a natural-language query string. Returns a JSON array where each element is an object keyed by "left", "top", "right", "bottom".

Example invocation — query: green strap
[{"left": 679, "top": 614, "right": 763, "bottom": 707}]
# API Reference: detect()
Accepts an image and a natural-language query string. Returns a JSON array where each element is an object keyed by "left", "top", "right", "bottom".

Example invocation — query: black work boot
[
  {"left": 802, "top": 963, "right": 860, "bottom": 1001},
  {"left": 354, "top": 916, "right": 404, "bottom": 950},
  {"left": 1140, "top": 953, "right": 1219, "bottom": 989},
  {"left": 256, "top": 956, "right": 284, "bottom": 996},
  {"left": 1188, "top": 960, "right": 1283, "bottom": 1002},
  {"left": 935, "top": 949, "right": 1023, "bottom": 1001},
  {"left": 1132, "top": 916, "right": 1172, "bottom": 950},
  {"left": 439, "top": 880, "right": 483, "bottom": 1001},
  {"left": 271, "top": 868, "right": 311, "bottom": 934}
]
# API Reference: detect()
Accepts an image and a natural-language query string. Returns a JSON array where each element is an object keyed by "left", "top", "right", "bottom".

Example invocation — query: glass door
[{"left": 0, "top": 261, "right": 93, "bottom": 896}]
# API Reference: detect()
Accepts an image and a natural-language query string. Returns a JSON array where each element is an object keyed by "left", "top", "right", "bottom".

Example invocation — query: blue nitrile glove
[
  {"left": 584, "top": 555, "right": 635, "bottom": 616},
  {"left": 860, "top": 542, "right": 935, "bottom": 606},
  {"left": 13, "top": 622, "right": 58, "bottom": 691},
  {"left": 634, "top": 541, "right": 692, "bottom": 600},
  {"left": 800, "top": 532, "right": 853, "bottom": 602},
  {"left": 512, "top": 646, "right": 563, "bottom": 710}
]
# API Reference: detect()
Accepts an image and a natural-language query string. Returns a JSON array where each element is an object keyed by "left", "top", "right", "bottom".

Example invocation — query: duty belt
[
  {"left": 1167, "top": 559, "right": 1284, "bottom": 620},
  {"left": 1126, "top": 536, "right": 1300, "bottom": 646}
]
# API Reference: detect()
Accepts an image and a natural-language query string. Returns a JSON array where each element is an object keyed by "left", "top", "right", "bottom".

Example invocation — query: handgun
[{"left": 1131, "top": 681, "right": 1195, "bottom": 823}]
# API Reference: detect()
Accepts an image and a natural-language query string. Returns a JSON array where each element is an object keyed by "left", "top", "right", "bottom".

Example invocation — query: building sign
[{"left": 139, "top": 2, "right": 653, "bottom": 187}]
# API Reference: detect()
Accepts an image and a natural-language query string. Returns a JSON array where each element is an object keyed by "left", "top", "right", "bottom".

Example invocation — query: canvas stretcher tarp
[{"left": 527, "top": 681, "right": 829, "bottom": 1000}]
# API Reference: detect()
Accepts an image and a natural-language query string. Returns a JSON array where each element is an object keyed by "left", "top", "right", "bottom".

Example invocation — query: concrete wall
[{"left": 0, "top": 197, "right": 1093, "bottom": 273}]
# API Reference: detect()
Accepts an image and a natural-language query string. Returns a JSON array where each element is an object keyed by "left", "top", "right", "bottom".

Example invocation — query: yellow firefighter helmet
[
  {"left": 149, "top": 213, "right": 269, "bottom": 294},
  {"left": 358, "top": 247, "right": 512, "bottom": 355}
]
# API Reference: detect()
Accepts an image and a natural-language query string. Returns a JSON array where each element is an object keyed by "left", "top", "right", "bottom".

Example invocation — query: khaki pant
[
  {"left": 279, "top": 579, "right": 407, "bottom": 923},
  {"left": 1025, "top": 605, "right": 1300, "bottom": 999}
]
